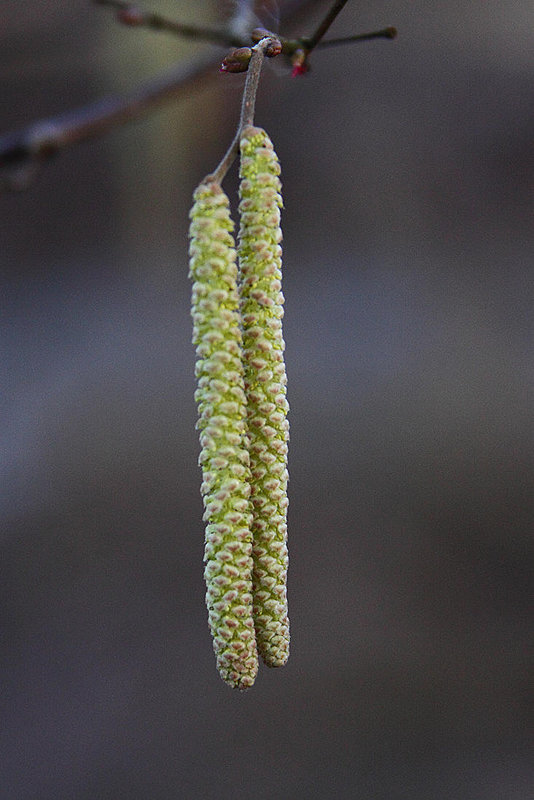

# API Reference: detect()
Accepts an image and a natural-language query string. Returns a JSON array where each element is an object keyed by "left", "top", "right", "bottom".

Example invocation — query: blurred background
[{"left": 1, "top": 1, "right": 532, "bottom": 797}]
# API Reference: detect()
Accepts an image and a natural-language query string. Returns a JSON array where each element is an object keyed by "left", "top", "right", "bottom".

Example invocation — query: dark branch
[
  {"left": 317, "top": 27, "right": 397, "bottom": 48},
  {"left": 303, "top": 0, "right": 350, "bottom": 52}
]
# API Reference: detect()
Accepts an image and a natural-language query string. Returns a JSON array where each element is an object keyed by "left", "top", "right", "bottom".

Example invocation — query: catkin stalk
[
  {"left": 238, "top": 126, "right": 290, "bottom": 668},
  {"left": 189, "top": 179, "right": 258, "bottom": 689}
]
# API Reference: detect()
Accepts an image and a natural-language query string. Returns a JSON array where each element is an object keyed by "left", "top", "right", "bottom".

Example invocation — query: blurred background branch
[{"left": 93, "top": 0, "right": 252, "bottom": 47}]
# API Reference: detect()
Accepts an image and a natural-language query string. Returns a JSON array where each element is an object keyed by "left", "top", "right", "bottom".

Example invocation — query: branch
[
  {"left": 0, "top": 0, "right": 323, "bottom": 189},
  {"left": 303, "top": 0, "right": 349, "bottom": 52},
  {"left": 0, "top": 49, "right": 220, "bottom": 189},
  {"left": 317, "top": 27, "right": 397, "bottom": 48}
]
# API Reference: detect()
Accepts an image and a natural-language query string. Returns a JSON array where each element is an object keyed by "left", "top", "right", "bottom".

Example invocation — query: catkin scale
[
  {"left": 238, "top": 126, "right": 290, "bottom": 668},
  {"left": 189, "top": 179, "right": 258, "bottom": 689}
]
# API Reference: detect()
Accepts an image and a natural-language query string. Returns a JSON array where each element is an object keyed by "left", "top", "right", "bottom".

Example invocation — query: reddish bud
[
  {"left": 117, "top": 6, "right": 144, "bottom": 26},
  {"left": 291, "top": 63, "right": 309, "bottom": 77},
  {"left": 251, "top": 28, "right": 282, "bottom": 58},
  {"left": 290, "top": 48, "right": 309, "bottom": 77},
  {"left": 265, "top": 39, "right": 282, "bottom": 58}
]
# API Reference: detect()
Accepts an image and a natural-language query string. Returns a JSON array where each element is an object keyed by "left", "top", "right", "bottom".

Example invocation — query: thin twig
[
  {"left": 208, "top": 38, "right": 273, "bottom": 184},
  {"left": 94, "top": 0, "right": 247, "bottom": 47},
  {"left": 303, "top": 0, "right": 350, "bottom": 52},
  {"left": 240, "top": 43, "right": 270, "bottom": 128},
  {"left": 317, "top": 27, "right": 397, "bottom": 48}
]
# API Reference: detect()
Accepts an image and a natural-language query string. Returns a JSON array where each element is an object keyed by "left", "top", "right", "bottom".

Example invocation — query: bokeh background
[{"left": 1, "top": 1, "right": 532, "bottom": 797}]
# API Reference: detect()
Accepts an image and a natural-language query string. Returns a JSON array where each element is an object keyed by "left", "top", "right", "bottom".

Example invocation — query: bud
[
  {"left": 251, "top": 27, "right": 275, "bottom": 43},
  {"left": 238, "top": 127, "right": 290, "bottom": 669},
  {"left": 189, "top": 180, "right": 258, "bottom": 690},
  {"left": 291, "top": 48, "right": 309, "bottom": 77},
  {"left": 250, "top": 28, "right": 282, "bottom": 57},
  {"left": 220, "top": 47, "right": 252, "bottom": 74},
  {"left": 291, "top": 62, "right": 309, "bottom": 77},
  {"left": 117, "top": 5, "right": 144, "bottom": 26},
  {"left": 265, "top": 38, "right": 282, "bottom": 58}
]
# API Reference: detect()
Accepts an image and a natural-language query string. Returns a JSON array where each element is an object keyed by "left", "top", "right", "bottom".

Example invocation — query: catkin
[
  {"left": 189, "top": 179, "right": 258, "bottom": 689},
  {"left": 238, "top": 126, "right": 290, "bottom": 668}
]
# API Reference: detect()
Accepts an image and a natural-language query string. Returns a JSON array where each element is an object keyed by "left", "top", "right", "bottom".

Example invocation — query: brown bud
[
  {"left": 265, "top": 39, "right": 282, "bottom": 58},
  {"left": 220, "top": 47, "right": 252, "bottom": 74},
  {"left": 251, "top": 28, "right": 282, "bottom": 58},
  {"left": 251, "top": 27, "right": 275, "bottom": 43}
]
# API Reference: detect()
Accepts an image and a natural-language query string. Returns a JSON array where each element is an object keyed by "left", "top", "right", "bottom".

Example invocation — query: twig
[
  {"left": 317, "top": 27, "right": 397, "bottom": 48},
  {"left": 240, "top": 44, "right": 269, "bottom": 128},
  {"left": 282, "top": 3, "right": 396, "bottom": 77},
  {"left": 93, "top": 0, "right": 246, "bottom": 47},
  {"left": 209, "top": 37, "right": 273, "bottom": 184},
  {"left": 303, "top": 0, "right": 350, "bottom": 52}
]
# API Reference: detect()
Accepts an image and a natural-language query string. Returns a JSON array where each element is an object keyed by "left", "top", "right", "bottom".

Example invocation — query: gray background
[{"left": 1, "top": 1, "right": 532, "bottom": 797}]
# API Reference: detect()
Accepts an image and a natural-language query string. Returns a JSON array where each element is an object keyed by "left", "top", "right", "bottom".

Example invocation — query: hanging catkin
[
  {"left": 188, "top": 179, "right": 258, "bottom": 689},
  {"left": 238, "top": 126, "right": 290, "bottom": 668}
]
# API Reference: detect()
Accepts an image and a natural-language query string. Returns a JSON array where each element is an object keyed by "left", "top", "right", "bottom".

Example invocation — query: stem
[
  {"left": 304, "top": 0, "right": 350, "bottom": 52},
  {"left": 239, "top": 44, "right": 268, "bottom": 128},
  {"left": 208, "top": 39, "right": 271, "bottom": 184},
  {"left": 317, "top": 27, "right": 397, "bottom": 48}
]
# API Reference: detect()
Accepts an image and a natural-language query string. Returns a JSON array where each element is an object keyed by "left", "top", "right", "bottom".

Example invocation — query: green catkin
[
  {"left": 188, "top": 179, "right": 258, "bottom": 690},
  {"left": 238, "top": 126, "right": 290, "bottom": 668}
]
